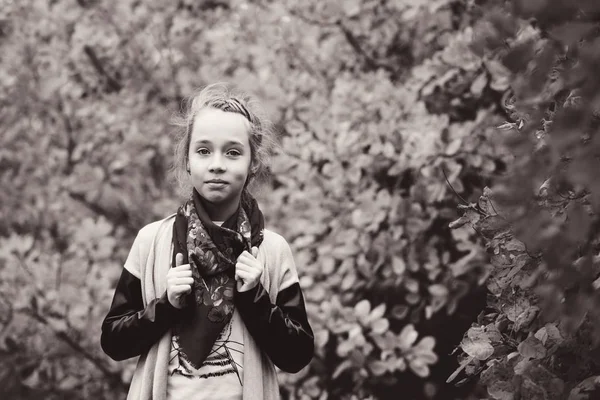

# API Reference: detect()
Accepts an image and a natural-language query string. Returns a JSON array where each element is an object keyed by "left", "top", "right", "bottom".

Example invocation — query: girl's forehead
[{"left": 191, "top": 107, "right": 251, "bottom": 142}]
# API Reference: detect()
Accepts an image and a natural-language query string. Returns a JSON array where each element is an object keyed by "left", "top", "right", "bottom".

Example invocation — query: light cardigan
[{"left": 122, "top": 213, "right": 297, "bottom": 400}]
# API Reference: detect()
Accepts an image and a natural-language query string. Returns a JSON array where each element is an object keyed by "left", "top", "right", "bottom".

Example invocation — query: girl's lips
[{"left": 206, "top": 181, "right": 228, "bottom": 188}]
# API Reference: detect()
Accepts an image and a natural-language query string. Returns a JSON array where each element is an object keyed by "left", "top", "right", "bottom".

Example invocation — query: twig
[
  {"left": 83, "top": 45, "right": 123, "bottom": 93},
  {"left": 441, "top": 165, "right": 471, "bottom": 206}
]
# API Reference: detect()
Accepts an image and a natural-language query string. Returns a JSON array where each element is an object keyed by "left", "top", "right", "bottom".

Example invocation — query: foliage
[
  {"left": 0, "top": 0, "right": 516, "bottom": 399},
  {"left": 448, "top": 1, "right": 600, "bottom": 399}
]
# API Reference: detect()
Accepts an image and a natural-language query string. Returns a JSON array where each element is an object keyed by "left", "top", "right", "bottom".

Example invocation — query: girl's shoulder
[
  {"left": 261, "top": 229, "right": 291, "bottom": 252},
  {"left": 259, "top": 229, "right": 299, "bottom": 293},
  {"left": 134, "top": 214, "right": 176, "bottom": 244},
  {"left": 259, "top": 229, "right": 296, "bottom": 268}
]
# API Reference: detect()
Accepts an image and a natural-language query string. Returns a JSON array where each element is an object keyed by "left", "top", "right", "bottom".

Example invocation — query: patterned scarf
[{"left": 171, "top": 189, "right": 264, "bottom": 369}]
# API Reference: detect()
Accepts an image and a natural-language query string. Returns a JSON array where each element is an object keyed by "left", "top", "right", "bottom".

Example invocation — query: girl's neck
[{"left": 198, "top": 193, "right": 241, "bottom": 222}]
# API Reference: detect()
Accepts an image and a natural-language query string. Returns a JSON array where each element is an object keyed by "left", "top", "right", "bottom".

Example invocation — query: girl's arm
[
  {"left": 235, "top": 236, "right": 314, "bottom": 373},
  {"left": 101, "top": 268, "right": 182, "bottom": 361}
]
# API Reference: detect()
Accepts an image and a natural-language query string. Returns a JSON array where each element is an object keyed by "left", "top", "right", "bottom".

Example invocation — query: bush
[{"left": 448, "top": 1, "right": 600, "bottom": 399}]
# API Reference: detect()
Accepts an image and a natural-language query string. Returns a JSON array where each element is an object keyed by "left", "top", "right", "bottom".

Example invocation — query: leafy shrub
[{"left": 448, "top": 1, "right": 600, "bottom": 399}]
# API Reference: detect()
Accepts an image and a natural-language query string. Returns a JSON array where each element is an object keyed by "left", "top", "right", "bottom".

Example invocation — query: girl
[{"left": 101, "top": 83, "right": 314, "bottom": 400}]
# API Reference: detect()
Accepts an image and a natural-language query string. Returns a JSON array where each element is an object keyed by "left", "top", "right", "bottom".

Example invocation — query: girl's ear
[{"left": 248, "top": 160, "right": 259, "bottom": 177}]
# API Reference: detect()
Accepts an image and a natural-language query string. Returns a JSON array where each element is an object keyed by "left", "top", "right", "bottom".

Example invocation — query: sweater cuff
[{"left": 235, "top": 282, "right": 272, "bottom": 315}]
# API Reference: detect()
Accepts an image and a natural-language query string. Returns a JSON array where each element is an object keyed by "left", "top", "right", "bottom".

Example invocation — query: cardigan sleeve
[
  {"left": 235, "top": 233, "right": 314, "bottom": 373},
  {"left": 101, "top": 269, "right": 183, "bottom": 361},
  {"left": 101, "top": 227, "right": 183, "bottom": 361}
]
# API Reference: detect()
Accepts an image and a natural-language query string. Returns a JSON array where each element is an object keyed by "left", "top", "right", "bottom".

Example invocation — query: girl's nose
[{"left": 208, "top": 154, "right": 226, "bottom": 173}]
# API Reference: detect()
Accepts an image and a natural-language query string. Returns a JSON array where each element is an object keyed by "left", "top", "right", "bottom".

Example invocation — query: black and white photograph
[{"left": 1, "top": 0, "right": 600, "bottom": 399}]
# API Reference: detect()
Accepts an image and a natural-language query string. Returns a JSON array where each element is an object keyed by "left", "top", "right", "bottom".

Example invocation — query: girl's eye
[
  {"left": 227, "top": 149, "right": 241, "bottom": 157},
  {"left": 197, "top": 148, "right": 210, "bottom": 155}
]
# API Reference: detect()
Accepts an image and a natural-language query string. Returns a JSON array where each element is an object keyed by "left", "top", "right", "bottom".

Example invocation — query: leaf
[
  {"left": 445, "top": 138, "right": 463, "bottom": 156},
  {"left": 487, "top": 379, "right": 515, "bottom": 400},
  {"left": 514, "top": 306, "right": 539, "bottom": 331},
  {"left": 414, "top": 336, "right": 436, "bottom": 352},
  {"left": 390, "top": 304, "right": 409, "bottom": 320},
  {"left": 315, "top": 329, "right": 330, "bottom": 348},
  {"left": 447, "top": 355, "right": 474, "bottom": 383},
  {"left": 470, "top": 72, "right": 488, "bottom": 96},
  {"left": 392, "top": 256, "right": 406, "bottom": 275},
  {"left": 408, "top": 359, "right": 431, "bottom": 378},
  {"left": 370, "top": 318, "right": 390, "bottom": 334},
  {"left": 518, "top": 336, "right": 546, "bottom": 360},
  {"left": 467, "top": 326, "right": 488, "bottom": 341},
  {"left": 449, "top": 215, "right": 470, "bottom": 229},
  {"left": 354, "top": 299, "right": 371, "bottom": 323},
  {"left": 342, "top": 0, "right": 361, "bottom": 17},
  {"left": 514, "top": 358, "right": 532, "bottom": 375},
  {"left": 504, "top": 297, "right": 531, "bottom": 322},
  {"left": 369, "top": 303, "right": 386, "bottom": 321},
  {"left": 341, "top": 272, "right": 357, "bottom": 291},
  {"left": 477, "top": 215, "right": 511, "bottom": 238},
  {"left": 568, "top": 376, "right": 600, "bottom": 400},
  {"left": 368, "top": 360, "right": 389, "bottom": 377},
  {"left": 398, "top": 324, "right": 419, "bottom": 350},
  {"left": 428, "top": 284, "right": 449, "bottom": 297},
  {"left": 337, "top": 339, "right": 355, "bottom": 358},
  {"left": 460, "top": 336, "right": 494, "bottom": 360},
  {"left": 485, "top": 324, "right": 504, "bottom": 343},
  {"left": 371, "top": 331, "right": 396, "bottom": 351},
  {"left": 332, "top": 359, "right": 353, "bottom": 379}
]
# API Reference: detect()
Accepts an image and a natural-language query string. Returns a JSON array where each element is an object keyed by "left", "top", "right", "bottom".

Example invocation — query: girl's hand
[
  {"left": 235, "top": 247, "right": 262, "bottom": 292},
  {"left": 166, "top": 253, "right": 193, "bottom": 309}
]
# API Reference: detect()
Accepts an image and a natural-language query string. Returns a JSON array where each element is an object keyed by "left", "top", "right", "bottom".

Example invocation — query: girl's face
[{"left": 188, "top": 107, "right": 252, "bottom": 217}]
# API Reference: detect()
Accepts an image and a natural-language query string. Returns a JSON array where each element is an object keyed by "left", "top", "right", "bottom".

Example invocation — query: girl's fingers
[
  {"left": 235, "top": 263, "right": 261, "bottom": 275},
  {"left": 170, "top": 277, "right": 194, "bottom": 286},
  {"left": 176, "top": 252, "right": 184, "bottom": 267},
  {"left": 236, "top": 256, "right": 261, "bottom": 269},
  {"left": 171, "top": 285, "right": 192, "bottom": 294},
  {"left": 170, "top": 269, "right": 192, "bottom": 278},
  {"left": 237, "top": 252, "right": 258, "bottom": 263},
  {"left": 172, "top": 264, "right": 192, "bottom": 272},
  {"left": 235, "top": 269, "right": 252, "bottom": 281},
  {"left": 235, "top": 262, "right": 251, "bottom": 272}
]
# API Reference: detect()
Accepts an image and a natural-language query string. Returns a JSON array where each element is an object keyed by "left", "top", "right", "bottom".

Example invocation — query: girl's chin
[{"left": 196, "top": 190, "right": 232, "bottom": 204}]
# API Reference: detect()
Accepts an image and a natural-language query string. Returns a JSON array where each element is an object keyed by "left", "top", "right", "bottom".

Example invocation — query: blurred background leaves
[{"left": 3, "top": 0, "right": 599, "bottom": 399}]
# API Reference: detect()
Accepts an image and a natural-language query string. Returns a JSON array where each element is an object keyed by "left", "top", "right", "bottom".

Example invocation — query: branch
[
  {"left": 67, "top": 190, "right": 137, "bottom": 235},
  {"left": 0, "top": 293, "right": 13, "bottom": 335},
  {"left": 83, "top": 45, "right": 123, "bottom": 93},
  {"left": 274, "top": 3, "right": 398, "bottom": 75},
  {"left": 61, "top": 111, "right": 77, "bottom": 175},
  {"left": 284, "top": 6, "right": 340, "bottom": 27},
  {"left": 337, "top": 21, "right": 398, "bottom": 75},
  {"left": 24, "top": 308, "right": 127, "bottom": 391}
]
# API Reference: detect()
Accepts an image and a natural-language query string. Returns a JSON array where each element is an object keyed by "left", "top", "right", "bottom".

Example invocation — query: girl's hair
[{"left": 171, "top": 82, "right": 278, "bottom": 198}]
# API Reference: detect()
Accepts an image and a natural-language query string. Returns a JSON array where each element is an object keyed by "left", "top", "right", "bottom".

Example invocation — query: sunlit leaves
[{"left": 0, "top": 0, "right": 515, "bottom": 399}]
